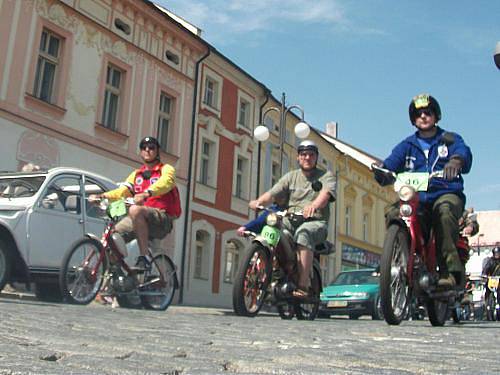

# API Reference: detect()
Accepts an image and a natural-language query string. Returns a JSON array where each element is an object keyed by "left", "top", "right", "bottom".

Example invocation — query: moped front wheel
[
  {"left": 380, "top": 224, "right": 410, "bottom": 325},
  {"left": 60, "top": 237, "right": 106, "bottom": 305},
  {"left": 232, "top": 243, "right": 271, "bottom": 317}
]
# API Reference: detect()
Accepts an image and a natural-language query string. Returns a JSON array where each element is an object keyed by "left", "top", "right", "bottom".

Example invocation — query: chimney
[{"left": 326, "top": 121, "right": 338, "bottom": 138}]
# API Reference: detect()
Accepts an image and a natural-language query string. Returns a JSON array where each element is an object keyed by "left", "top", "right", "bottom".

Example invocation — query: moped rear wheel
[
  {"left": 427, "top": 298, "right": 448, "bottom": 326},
  {"left": 380, "top": 224, "right": 410, "bottom": 325},
  {"left": 60, "top": 238, "right": 106, "bottom": 305},
  {"left": 140, "top": 254, "right": 176, "bottom": 311},
  {"left": 277, "top": 303, "right": 295, "bottom": 319},
  {"left": 294, "top": 263, "right": 321, "bottom": 320},
  {"left": 232, "top": 243, "right": 271, "bottom": 317}
]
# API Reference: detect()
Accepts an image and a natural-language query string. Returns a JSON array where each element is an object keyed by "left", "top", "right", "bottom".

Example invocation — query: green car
[{"left": 319, "top": 268, "right": 383, "bottom": 320}]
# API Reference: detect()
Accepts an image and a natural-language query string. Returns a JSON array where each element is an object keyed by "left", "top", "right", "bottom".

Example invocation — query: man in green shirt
[{"left": 249, "top": 140, "right": 336, "bottom": 298}]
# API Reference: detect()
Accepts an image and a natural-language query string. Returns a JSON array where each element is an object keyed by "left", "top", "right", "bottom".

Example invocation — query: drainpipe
[
  {"left": 256, "top": 90, "right": 270, "bottom": 198},
  {"left": 178, "top": 47, "right": 211, "bottom": 304}
]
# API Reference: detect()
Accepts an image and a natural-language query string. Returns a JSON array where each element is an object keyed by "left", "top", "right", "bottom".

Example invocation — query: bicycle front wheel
[
  {"left": 60, "top": 237, "right": 106, "bottom": 305},
  {"left": 140, "top": 254, "right": 176, "bottom": 311}
]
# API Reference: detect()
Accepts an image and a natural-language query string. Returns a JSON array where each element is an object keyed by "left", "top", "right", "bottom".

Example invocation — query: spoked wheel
[
  {"left": 294, "top": 264, "right": 321, "bottom": 320},
  {"left": 277, "top": 303, "right": 295, "bottom": 320},
  {"left": 232, "top": 243, "right": 272, "bottom": 317},
  {"left": 380, "top": 224, "right": 410, "bottom": 325},
  {"left": 427, "top": 297, "right": 448, "bottom": 326},
  {"left": 60, "top": 238, "right": 106, "bottom": 305},
  {"left": 140, "top": 254, "right": 176, "bottom": 311}
]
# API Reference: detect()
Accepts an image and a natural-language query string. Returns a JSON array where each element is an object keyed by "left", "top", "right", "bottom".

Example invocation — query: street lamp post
[{"left": 254, "top": 92, "right": 310, "bottom": 178}]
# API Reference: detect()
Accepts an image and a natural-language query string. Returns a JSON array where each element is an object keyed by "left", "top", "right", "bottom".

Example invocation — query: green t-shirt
[{"left": 269, "top": 168, "right": 336, "bottom": 221}]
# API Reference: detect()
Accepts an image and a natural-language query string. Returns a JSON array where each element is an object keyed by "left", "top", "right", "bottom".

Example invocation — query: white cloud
[{"left": 155, "top": 0, "right": 346, "bottom": 42}]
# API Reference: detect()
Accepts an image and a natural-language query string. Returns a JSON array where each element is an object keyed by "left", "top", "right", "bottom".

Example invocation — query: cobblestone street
[{"left": 1, "top": 296, "right": 499, "bottom": 374}]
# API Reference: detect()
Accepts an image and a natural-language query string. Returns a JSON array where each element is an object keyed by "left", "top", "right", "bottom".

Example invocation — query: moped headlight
[
  {"left": 398, "top": 185, "right": 415, "bottom": 202},
  {"left": 266, "top": 213, "right": 278, "bottom": 226},
  {"left": 400, "top": 204, "right": 413, "bottom": 217}
]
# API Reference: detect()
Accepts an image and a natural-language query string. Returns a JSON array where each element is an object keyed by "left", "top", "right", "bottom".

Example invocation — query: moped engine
[
  {"left": 273, "top": 280, "right": 296, "bottom": 300},
  {"left": 110, "top": 274, "right": 136, "bottom": 293}
]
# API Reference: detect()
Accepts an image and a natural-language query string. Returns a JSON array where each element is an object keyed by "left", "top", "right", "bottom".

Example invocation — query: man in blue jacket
[{"left": 376, "top": 94, "right": 472, "bottom": 288}]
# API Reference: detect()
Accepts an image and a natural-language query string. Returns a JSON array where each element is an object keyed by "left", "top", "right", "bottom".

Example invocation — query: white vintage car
[{"left": 0, "top": 167, "right": 117, "bottom": 301}]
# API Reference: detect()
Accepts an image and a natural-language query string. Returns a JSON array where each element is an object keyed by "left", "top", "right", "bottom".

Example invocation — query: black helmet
[
  {"left": 493, "top": 247, "right": 500, "bottom": 256},
  {"left": 297, "top": 140, "right": 318, "bottom": 154},
  {"left": 409, "top": 94, "right": 442, "bottom": 125},
  {"left": 139, "top": 136, "right": 160, "bottom": 150}
]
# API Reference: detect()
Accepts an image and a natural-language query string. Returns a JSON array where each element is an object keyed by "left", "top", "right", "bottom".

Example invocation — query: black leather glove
[{"left": 443, "top": 156, "right": 463, "bottom": 180}]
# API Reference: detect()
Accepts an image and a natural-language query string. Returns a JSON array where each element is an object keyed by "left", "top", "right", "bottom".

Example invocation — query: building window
[
  {"left": 224, "top": 240, "right": 241, "bottom": 284},
  {"left": 238, "top": 98, "right": 250, "bottom": 128},
  {"left": 363, "top": 213, "right": 369, "bottom": 242},
  {"left": 157, "top": 92, "right": 172, "bottom": 152},
  {"left": 199, "top": 139, "right": 214, "bottom": 186},
  {"left": 194, "top": 230, "right": 209, "bottom": 280},
  {"left": 235, "top": 156, "right": 249, "bottom": 199},
  {"left": 33, "top": 29, "right": 61, "bottom": 103},
  {"left": 345, "top": 205, "right": 352, "bottom": 236},
  {"left": 203, "top": 76, "right": 218, "bottom": 108},
  {"left": 101, "top": 65, "right": 123, "bottom": 131}
]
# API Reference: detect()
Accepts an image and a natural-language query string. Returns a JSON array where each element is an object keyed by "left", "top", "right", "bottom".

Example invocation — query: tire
[
  {"left": 140, "top": 254, "right": 176, "bottom": 311},
  {"left": 294, "top": 263, "right": 321, "bottom": 320},
  {"left": 277, "top": 303, "right": 295, "bottom": 320},
  {"left": 380, "top": 224, "right": 410, "bottom": 325},
  {"left": 0, "top": 239, "right": 12, "bottom": 292},
  {"left": 427, "top": 298, "right": 448, "bottom": 326},
  {"left": 60, "top": 237, "right": 106, "bottom": 305},
  {"left": 371, "top": 294, "right": 384, "bottom": 320},
  {"left": 485, "top": 293, "right": 495, "bottom": 321},
  {"left": 232, "top": 243, "right": 272, "bottom": 317},
  {"left": 35, "top": 282, "right": 63, "bottom": 302}
]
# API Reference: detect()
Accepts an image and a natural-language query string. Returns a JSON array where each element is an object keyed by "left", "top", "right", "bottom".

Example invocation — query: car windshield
[
  {"left": 331, "top": 270, "right": 378, "bottom": 286},
  {"left": 0, "top": 176, "right": 46, "bottom": 198}
]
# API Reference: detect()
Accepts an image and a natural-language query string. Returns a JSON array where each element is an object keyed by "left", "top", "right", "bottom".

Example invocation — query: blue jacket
[{"left": 382, "top": 127, "right": 472, "bottom": 204}]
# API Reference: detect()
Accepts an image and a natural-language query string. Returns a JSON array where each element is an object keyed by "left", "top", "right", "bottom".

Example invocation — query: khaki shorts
[
  {"left": 282, "top": 217, "right": 328, "bottom": 251},
  {"left": 115, "top": 206, "right": 173, "bottom": 243}
]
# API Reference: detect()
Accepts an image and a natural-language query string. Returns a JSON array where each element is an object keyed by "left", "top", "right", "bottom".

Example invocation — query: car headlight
[
  {"left": 266, "top": 213, "right": 278, "bottom": 226},
  {"left": 400, "top": 204, "right": 413, "bottom": 217},
  {"left": 398, "top": 185, "right": 415, "bottom": 202}
]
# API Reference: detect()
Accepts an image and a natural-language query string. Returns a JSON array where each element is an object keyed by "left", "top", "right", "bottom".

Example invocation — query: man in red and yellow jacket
[{"left": 92, "top": 136, "right": 181, "bottom": 268}]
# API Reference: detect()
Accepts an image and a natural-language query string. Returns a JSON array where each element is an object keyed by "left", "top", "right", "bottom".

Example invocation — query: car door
[
  {"left": 81, "top": 174, "right": 109, "bottom": 238},
  {"left": 27, "top": 174, "right": 84, "bottom": 270}
]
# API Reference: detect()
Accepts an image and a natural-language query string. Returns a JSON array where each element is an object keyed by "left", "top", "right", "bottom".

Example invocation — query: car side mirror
[
  {"left": 441, "top": 132, "right": 455, "bottom": 146},
  {"left": 311, "top": 180, "right": 322, "bottom": 192}
]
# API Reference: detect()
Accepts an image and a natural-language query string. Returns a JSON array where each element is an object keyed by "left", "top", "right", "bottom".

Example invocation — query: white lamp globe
[
  {"left": 254, "top": 125, "right": 270, "bottom": 141},
  {"left": 294, "top": 122, "right": 310, "bottom": 139}
]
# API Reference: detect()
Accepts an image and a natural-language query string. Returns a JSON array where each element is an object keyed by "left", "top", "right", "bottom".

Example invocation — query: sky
[{"left": 156, "top": 0, "right": 500, "bottom": 211}]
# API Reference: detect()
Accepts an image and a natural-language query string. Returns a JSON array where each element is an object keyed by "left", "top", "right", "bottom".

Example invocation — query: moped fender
[{"left": 252, "top": 235, "right": 272, "bottom": 250}]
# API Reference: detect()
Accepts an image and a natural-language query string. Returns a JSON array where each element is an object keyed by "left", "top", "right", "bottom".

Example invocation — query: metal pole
[{"left": 279, "top": 92, "right": 286, "bottom": 177}]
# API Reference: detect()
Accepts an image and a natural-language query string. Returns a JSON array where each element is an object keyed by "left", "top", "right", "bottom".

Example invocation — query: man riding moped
[
  {"left": 249, "top": 140, "right": 336, "bottom": 298},
  {"left": 375, "top": 94, "right": 473, "bottom": 288}
]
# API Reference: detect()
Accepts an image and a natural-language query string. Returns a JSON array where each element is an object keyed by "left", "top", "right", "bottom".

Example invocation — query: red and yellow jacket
[{"left": 103, "top": 163, "right": 181, "bottom": 218}]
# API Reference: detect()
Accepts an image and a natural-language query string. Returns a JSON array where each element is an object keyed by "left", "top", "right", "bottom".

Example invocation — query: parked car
[
  {"left": 319, "top": 268, "right": 383, "bottom": 320},
  {"left": 0, "top": 167, "right": 116, "bottom": 301}
]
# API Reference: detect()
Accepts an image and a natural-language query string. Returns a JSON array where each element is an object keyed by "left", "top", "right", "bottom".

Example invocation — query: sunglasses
[
  {"left": 140, "top": 144, "right": 158, "bottom": 151},
  {"left": 416, "top": 109, "right": 434, "bottom": 117}
]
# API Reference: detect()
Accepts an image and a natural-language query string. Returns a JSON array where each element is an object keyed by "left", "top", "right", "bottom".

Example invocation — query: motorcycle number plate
[
  {"left": 108, "top": 200, "right": 127, "bottom": 219},
  {"left": 261, "top": 225, "right": 280, "bottom": 247},
  {"left": 327, "top": 300, "right": 348, "bottom": 307},
  {"left": 488, "top": 277, "right": 499, "bottom": 289},
  {"left": 395, "top": 172, "right": 429, "bottom": 192}
]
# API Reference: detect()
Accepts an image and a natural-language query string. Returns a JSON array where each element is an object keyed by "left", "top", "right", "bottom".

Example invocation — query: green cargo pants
[{"left": 385, "top": 193, "right": 465, "bottom": 278}]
